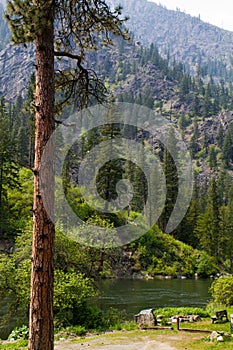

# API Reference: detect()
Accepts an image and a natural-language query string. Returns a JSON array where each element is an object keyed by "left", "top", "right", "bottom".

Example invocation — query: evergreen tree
[
  {"left": 202, "top": 84, "right": 212, "bottom": 117},
  {"left": 195, "top": 178, "right": 220, "bottom": 258},
  {"left": 208, "top": 146, "right": 217, "bottom": 170},
  {"left": 95, "top": 124, "right": 124, "bottom": 211},
  {"left": 216, "top": 169, "right": 231, "bottom": 206},
  {"left": 175, "top": 173, "right": 200, "bottom": 247},
  {"left": 219, "top": 204, "right": 233, "bottom": 270},
  {"left": 192, "top": 93, "right": 201, "bottom": 116},
  {"left": 131, "top": 141, "right": 148, "bottom": 213},
  {"left": 159, "top": 128, "right": 178, "bottom": 233},
  {"left": 189, "top": 118, "right": 199, "bottom": 158},
  {"left": 6, "top": 1, "right": 127, "bottom": 349},
  {"left": 222, "top": 127, "right": 233, "bottom": 168},
  {"left": 217, "top": 124, "right": 224, "bottom": 149},
  {"left": 0, "top": 97, "right": 19, "bottom": 236}
]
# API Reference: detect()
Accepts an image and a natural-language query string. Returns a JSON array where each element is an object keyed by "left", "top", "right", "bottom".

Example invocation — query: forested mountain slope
[
  {"left": 1, "top": 0, "right": 233, "bottom": 98},
  {"left": 0, "top": 33, "right": 233, "bottom": 272},
  {"left": 0, "top": 0, "right": 233, "bottom": 277},
  {"left": 110, "top": 0, "right": 233, "bottom": 82}
]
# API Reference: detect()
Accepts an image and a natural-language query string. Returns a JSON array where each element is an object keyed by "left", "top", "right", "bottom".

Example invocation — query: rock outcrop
[{"left": 0, "top": 43, "right": 35, "bottom": 100}]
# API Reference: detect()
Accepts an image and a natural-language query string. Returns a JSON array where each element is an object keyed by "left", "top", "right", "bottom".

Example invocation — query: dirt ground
[
  {"left": 54, "top": 331, "right": 202, "bottom": 350},
  {"left": 54, "top": 338, "right": 175, "bottom": 350}
]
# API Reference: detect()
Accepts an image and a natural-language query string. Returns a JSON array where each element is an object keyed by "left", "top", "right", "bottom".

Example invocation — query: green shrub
[
  {"left": 51, "top": 270, "right": 96, "bottom": 327},
  {"left": 103, "top": 307, "right": 125, "bottom": 328},
  {"left": 153, "top": 307, "right": 210, "bottom": 319},
  {"left": 65, "top": 325, "right": 86, "bottom": 336},
  {"left": 112, "top": 323, "right": 123, "bottom": 330},
  {"left": 197, "top": 251, "right": 219, "bottom": 277},
  {"left": 8, "top": 325, "right": 28, "bottom": 341},
  {"left": 210, "top": 276, "right": 233, "bottom": 306},
  {"left": 122, "top": 321, "right": 138, "bottom": 331},
  {"left": 76, "top": 305, "right": 105, "bottom": 330}
]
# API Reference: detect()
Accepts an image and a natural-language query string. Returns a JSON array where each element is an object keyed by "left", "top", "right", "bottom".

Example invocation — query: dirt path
[
  {"left": 55, "top": 339, "right": 176, "bottom": 350},
  {"left": 54, "top": 331, "right": 196, "bottom": 350}
]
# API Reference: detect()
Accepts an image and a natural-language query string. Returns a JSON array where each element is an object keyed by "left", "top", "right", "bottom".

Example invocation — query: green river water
[{"left": 0, "top": 278, "right": 212, "bottom": 339}]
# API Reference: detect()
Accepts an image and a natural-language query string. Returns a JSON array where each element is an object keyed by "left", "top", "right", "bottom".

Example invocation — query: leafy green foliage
[
  {"left": 153, "top": 307, "right": 210, "bottom": 319},
  {"left": 62, "top": 325, "right": 86, "bottom": 336},
  {"left": 0, "top": 228, "right": 98, "bottom": 330},
  {"left": 0, "top": 97, "right": 20, "bottom": 236},
  {"left": 196, "top": 252, "right": 219, "bottom": 278},
  {"left": 210, "top": 276, "right": 233, "bottom": 306},
  {"left": 8, "top": 325, "right": 28, "bottom": 341},
  {"left": 54, "top": 270, "right": 95, "bottom": 326}
]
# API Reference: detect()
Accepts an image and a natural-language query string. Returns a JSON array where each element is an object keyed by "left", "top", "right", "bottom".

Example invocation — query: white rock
[
  {"left": 210, "top": 331, "right": 218, "bottom": 341},
  {"left": 217, "top": 336, "right": 224, "bottom": 342}
]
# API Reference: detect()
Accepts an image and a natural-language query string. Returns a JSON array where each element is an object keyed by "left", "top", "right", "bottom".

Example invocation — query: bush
[
  {"left": 210, "top": 275, "right": 233, "bottom": 306},
  {"left": 54, "top": 270, "right": 96, "bottom": 327},
  {"left": 65, "top": 325, "right": 86, "bottom": 336},
  {"left": 196, "top": 251, "right": 219, "bottom": 277},
  {"left": 153, "top": 307, "right": 210, "bottom": 319},
  {"left": 76, "top": 305, "right": 105, "bottom": 330},
  {"left": 122, "top": 321, "right": 138, "bottom": 331},
  {"left": 8, "top": 325, "right": 28, "bottom": 341}
]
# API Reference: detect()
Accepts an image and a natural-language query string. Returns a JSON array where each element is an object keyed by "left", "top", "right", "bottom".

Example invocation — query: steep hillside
[
  {"left": 0, "top": 6, "right": 232, "bottom": 274},
  {"left": 1, "top": 0, "right": 233, "bottom": 98},
  {"left": 110, "top": 0, "right": 233, "bottom": 82}
]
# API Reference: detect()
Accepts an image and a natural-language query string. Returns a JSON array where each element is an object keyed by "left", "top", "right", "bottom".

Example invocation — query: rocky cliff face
[
  {"left": 0, "top": 1, "right": 35, "bottom": 99},
  {"left": 0, "top": 43, "right": 35, "bottom": 100}
]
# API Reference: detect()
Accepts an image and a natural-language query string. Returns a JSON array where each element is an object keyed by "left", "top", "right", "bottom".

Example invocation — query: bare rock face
[{"left": 0, "top": 43, "right": 35, "bottom": 100}]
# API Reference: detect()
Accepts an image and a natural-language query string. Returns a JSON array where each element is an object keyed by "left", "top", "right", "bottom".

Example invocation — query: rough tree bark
[{"left": 28, "top": 15, "right": 55, "bottom": 350}]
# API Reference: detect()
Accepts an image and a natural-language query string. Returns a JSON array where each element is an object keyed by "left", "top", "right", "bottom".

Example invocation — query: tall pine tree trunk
[{"left": 28, "top": 16, "right": 55, "bottom": 350}]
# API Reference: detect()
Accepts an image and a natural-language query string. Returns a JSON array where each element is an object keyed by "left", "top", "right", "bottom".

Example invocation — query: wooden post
[
  {"left": 230, "top": 314, "right": 233, "bottom": 334},
  {"left": 177, "top": 317, "right": 180, "bottom": 331}
]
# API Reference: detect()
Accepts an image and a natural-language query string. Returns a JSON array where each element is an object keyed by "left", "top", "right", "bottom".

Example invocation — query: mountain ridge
[
  {"left": 1, "top": 0, "right": 233, "bottom": 99},
  {"left": 110, "top": 0, "right": 233, "bottom": 80}
]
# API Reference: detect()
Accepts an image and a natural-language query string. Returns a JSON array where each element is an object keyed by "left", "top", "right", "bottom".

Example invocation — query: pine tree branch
[
  {"left": 54, "top": 119, "right": 76, "bottom": 128},
  {"left": 54, "top": 51, "right": 82, "bottom": 62}
]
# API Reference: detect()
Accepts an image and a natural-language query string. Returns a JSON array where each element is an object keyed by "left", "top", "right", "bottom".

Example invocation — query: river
[
  {"left": 97, "top": 278, "right": 212, "bottom": 317},
  {"left": 0, "top": 278, "right": 212, "bottom": 339}
]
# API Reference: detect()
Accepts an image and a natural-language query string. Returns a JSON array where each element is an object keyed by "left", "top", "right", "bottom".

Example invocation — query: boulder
[
  {"left": 210, "top": 331, "right": 219, "bottom": 341},
  {"left": 217, "top": 336, "right": 224, "bottom": 342},
  {"left": 134, "top": 308, "right": 156, "bottom": 327}
]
